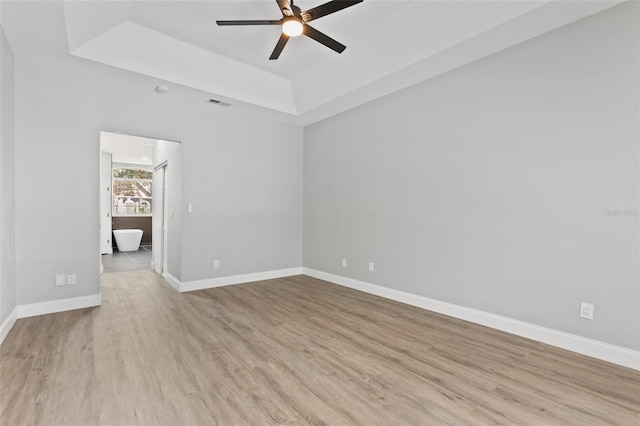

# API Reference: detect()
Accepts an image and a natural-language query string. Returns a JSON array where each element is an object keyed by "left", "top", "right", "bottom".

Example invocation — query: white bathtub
[{"left": 113, "top": 229, "right": 143, "bottom": 252}]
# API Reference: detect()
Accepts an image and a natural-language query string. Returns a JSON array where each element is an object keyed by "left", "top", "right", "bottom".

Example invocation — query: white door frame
[
  {"left": 153, "top": 162, "right": 167, "bottom": 274},
  {"left": 100, "top": 152, "right": 113, "bottom": 255}
]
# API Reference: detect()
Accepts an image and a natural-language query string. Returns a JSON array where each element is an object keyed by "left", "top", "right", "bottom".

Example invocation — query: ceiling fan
[{"left": 216, "top": 0, "right": 364, "bottom": 60}]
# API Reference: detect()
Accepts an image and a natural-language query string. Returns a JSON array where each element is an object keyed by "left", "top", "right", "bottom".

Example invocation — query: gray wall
[
  {"left": 179, "top": 118, "right": 303, "bottom": 282},
  {"left": 304, "top": 2, "right": 639, "bottom": 350},
  {"left": 0, "top": 21, "right": 16, "bottom": 324},
  {"left": 14, "top": 53, "right": 303, "bottom": 305}
]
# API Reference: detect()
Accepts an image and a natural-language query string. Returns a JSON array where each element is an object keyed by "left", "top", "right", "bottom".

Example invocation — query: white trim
[
  {"left": 16, "top": 293, "right": 102, "bottom": 319},
  {"left": 153, "top": 160, "right": 168, "bottom": 171},
  {"left": 302, "top": 268, "right": 640, "bottom": 371},
  {"left": 163, "top": 272, "right": 182, "bottom": 292},
  {"left": 0, "top": 307, "right": 18, "bottom": 345},
  {"left": 176, "top": 267, "right": 304, "bottom": 293}
]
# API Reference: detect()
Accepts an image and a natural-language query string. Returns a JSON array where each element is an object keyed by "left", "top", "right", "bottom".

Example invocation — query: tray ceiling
[{"left": 1, "top": 0, "right": 622, "bottom": 125}]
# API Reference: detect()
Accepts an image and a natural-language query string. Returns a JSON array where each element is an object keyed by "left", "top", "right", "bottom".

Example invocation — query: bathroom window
[{"left": 112, "top": 168, "right": 153, "bottom": 216}]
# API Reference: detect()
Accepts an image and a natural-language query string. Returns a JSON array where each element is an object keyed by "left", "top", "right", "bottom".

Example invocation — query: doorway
[{"left": 99, "top": 132, "right": 180, "bottom": 276}]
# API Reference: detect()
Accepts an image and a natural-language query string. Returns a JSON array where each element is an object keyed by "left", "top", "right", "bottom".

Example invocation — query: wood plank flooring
[{"left": 1, "top": 271, "right": 639, "bottom": 425}]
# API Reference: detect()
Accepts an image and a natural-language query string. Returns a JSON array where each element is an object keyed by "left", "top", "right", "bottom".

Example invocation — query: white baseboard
[
  {"left": 0, "top": 307, "right": 18, "bottom": 345},
  {"left": 4, "top": 268, "right": 637, "bottom": 371},
  {"left": 175, "top": 267, "right": 304, "bottom": 293},
  {"left": 302, "top": 268, "right": 640, "bottom": 371},
  {"left": 163, "top": 272, "right": 182, "bottom": 292},
  {"left": 16, "top": 292, "right": 102, "bottom": 319}
]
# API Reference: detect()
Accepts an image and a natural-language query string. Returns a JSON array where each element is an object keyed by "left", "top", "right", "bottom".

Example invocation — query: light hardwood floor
[{"left": 1, "top": 271, "right": 639, "bottom": 425}]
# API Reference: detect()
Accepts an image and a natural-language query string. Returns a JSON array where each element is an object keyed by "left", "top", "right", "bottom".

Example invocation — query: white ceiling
[
  {"left": 101, "top": 132, "right": 155, "bottom": 166},
  {"left": 1, "top": 0, "right": 623, "bottom": 125}
]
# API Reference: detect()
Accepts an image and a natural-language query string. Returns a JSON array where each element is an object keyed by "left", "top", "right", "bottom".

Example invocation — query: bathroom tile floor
[{"left": 102, "top": 245, "right": 152, "bottom": 273}]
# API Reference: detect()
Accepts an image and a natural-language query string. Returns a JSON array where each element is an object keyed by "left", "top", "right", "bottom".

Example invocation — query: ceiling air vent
[{"left": 208, "top": 99, "right": 231, "bottom": 107}]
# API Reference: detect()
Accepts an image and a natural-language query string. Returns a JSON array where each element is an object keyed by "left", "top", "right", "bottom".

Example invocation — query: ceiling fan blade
[
  {"left": 216, "top": 20, "right": 281, "bottom": 26},
  {"left": 269, "top": 33, "right": 290, "bottom": 60},
  {"left": 276, "top": 0, "right": 294, "bottom": 16},
  {"left": 302, "top": 0, "right": 363, "bottom": 23},
  {"left": 303, "top": 24, "right": 346, "bottom": 54}
]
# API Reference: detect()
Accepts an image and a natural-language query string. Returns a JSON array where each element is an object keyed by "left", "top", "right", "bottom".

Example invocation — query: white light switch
[{"left": 187, "top": 203, "right": 193, "bottom": 214}]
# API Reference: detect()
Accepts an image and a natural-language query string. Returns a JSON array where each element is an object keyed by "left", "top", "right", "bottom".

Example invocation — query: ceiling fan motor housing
[{"left": 216, "top": 0, "right": 364, "bottom": 60}]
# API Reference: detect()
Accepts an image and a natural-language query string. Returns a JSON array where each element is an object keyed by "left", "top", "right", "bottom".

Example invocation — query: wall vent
[{"left": 208, "top": 99, "right": 231, "bottom": 107}]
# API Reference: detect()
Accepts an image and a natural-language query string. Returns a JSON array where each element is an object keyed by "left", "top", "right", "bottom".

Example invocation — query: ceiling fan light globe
[{"left": 282, "top": 18, "right": 303, "bottom": 37}]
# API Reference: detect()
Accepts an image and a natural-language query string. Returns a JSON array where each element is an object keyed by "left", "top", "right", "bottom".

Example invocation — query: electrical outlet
[
  {"left": 341, "top": 259, "right": 347, "bottom": 268},
  {"left": 580, "top": 302, "right": 594, "bottom": 320},
  {"left": 213, "top": 259, "right": 220, "bottom": 269},
  {"left": 67, "top": 274, "right": 77, "bottom": 285},
  {"left": 369, "top": 262, "right": 375, "bottom": 272},
  {"left": 55, "top": 274, "right": 65, "bottom": 287}
]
